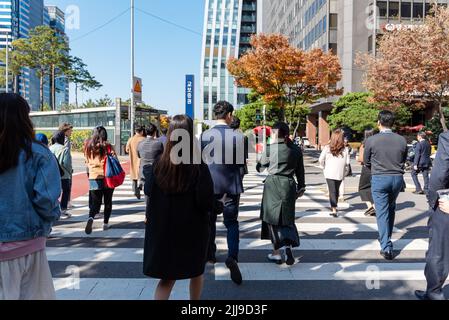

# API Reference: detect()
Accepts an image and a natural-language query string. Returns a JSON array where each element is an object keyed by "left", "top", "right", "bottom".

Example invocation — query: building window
[
  {"left": 413, "top": 2, "right": 424, "bottom": 19},
  {"left": 329, "top": 13, "right": 337, "bottom": 29},
  {"left": 378, "top": 1, "right": 387, "bottom": 17},
  {"left": 329, "top": 43, "right": 337, "bottom": 55},
  {"left": 401, "top": 2, "right": 412, "bottom": 19},
  {"left": 389, "top": 1, "right": 399, "bottom": 20}
]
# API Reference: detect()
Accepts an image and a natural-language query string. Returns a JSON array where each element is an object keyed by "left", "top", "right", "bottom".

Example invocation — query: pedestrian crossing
[{"left": 47, "top": 158, "right": 438, "bottom": 300}]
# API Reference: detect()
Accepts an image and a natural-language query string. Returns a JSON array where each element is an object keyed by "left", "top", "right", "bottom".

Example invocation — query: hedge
[{"left": 35, "top": 130, "right": 92, "bottom": 152}]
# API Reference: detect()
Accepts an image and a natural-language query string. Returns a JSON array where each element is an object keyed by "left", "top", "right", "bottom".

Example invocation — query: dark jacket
[
  {"left": 143, "top": 164, "right": 214, "bottom": 280},
  {"left": 257, "top": 141, "right": 306, "bottom": 226},
  {"left": 414, "top": 139, "right": 432, "bottom": 169},
  {"left": 364, "top": 130, "right": 408, "bottom": 176},
  {"left": 201, "top": 124, "right": 245, "bottom": 195},
  {"left": 137, "top": 137, "right": 164, "bottom": 181},
  {"left": 428, "top": 132, "right": 449, "bottom": 210}
]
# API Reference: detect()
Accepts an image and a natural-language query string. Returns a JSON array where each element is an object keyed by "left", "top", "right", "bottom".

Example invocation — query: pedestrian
[
  {"left": 143, "top": 115, "right": 214, "bottom": 300},
  {"left": 158, "top": 127, "right": 168, "bottom": 146},
  {"left": 358, "top": 129, "right": 376, "bottom": 217},
  {"left": 257, "top": 122, "right": 306, "bottom": 266},
  {"left": 35, "top": 133, "right": 49, "bottom": 146},
  {"left": 201, "top": 101, "right": 246, "bottom": 285},
  {"left": 0, "top": 93, "right": 61, "bottom": 300},
  {"left": 230, "top": 116, "right": 249, "bottom": 178},
  {"left": 50, "top": 131, "right": 73, "bottom": 219},
  {"left": 138, "top": 123, "right": 164, "bottom": 202},
  {"left": 415, "top": 131, "right": 449, "bottom": 301},
  {"left": 411, "top": 132, "right": 432, "bottom": 195},
  {"left": 319, "top": 129, "right": 350, "bottom": 217},
  {"left": 126, "top": 126, "right": 146, "bottom": 199},
  {"left": 364, "top": 110, "right": 407, "bottom": 261},
  {"left": 58, "top": 123, "right": 74, "bottom": 209},
  {"left": 339, "top": 137, "right": 353, "bottom": 202},
  {"left": 84, "top": 126, "right": 116, "bottom": 234}
]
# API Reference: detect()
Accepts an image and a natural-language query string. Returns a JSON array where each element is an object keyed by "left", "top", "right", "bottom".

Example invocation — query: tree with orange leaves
[
  {"left": 357, "top": 5, "right": 449, "bottom": 132},
  {"left": 227, "top": 34, "right": 343, "bottom": 121}
]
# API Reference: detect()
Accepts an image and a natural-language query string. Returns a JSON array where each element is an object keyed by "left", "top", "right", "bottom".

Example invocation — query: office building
[{"left": 200, "top": 0, "right": 263, "bottom": 122}]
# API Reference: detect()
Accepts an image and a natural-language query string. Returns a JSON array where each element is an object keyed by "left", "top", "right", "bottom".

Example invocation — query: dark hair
[
  {"left": 84, "top": 126, "right": 109, "bottom": 159},
  {"left": 329, "top": 129, "right": 345, "bottom": 157},
  {"left": 378, "top": 110, "right": 395, "bottom": 128},
  {"left": 35, "top": 133, "right": 49, "bottom": 146},
  {"left": 154, "top": 115, "right": 200, "bottom": 194},
  {"left": 213, "top": 101, "right": 234, "bottom": 120},
  {"left": 161, "top": 127, "right": 168, "bottom": 135},
  {"left": 0, "top": 93, "right": 34, "bottom": 174},
  {"left": 59, "top": 122, "right": 73, "bottom": 133},
  {"left": 52, "top": 131, "right": 66, "bottom": 145},
  {"left": 418, "top": 132, "right": 427, "bottom": 140},
  {"left": 273, "top": 122, "right": 290, "bottom": 139},
  {"left": 230, "top": 117, "right": 241, "bottom": 130},
  {"left": 136, "top": 126, "right": 145, "bottom": 135},
  {"left": 363, "top": 128, "right": 375, "bottom": 145},
  {"left": 146, "top": 123, "right": 158, "bottom": 137}
]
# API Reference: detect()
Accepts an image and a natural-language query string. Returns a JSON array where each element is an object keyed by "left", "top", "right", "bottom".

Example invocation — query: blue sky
[{"left": 46, "top": 0, "right": 205, "bottom": 115}]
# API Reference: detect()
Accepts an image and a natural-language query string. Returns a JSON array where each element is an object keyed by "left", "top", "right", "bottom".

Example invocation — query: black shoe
[
  {"left": 415, "top": 290, "right": 430, "bottom": 300},
  {"left": 413, "top": 191, "right": 425, "bottom": 195},
  {"left": 136, "top": 193, "right": 141, "bottom": 200},
  {"left": 207, "top": 257, "right": 217, "bottom": 264},
  {"left": 285, "top": 247, "right": 295, "bottom": 266},
  {"left": 380, "top": 250, "right": 393, "bottom": 261},
  {"left": 364, "top": 207, "right": 375, "bottom": 217},
  {"left": 225, "top": 257, "right": 243, "bottom": 285},
  {"left": 85, "top": 218, "right": 94, "bottom": 235}
]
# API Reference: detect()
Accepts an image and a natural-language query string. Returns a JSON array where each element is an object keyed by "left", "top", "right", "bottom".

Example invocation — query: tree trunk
[
  {"left": 51, "top": 65, "right": 56, "bottom": 110},
  {"left": 439, "top": 101, "right": 448, "bottom": 132},
  {"left": 279, "top": 99, "right": 286, "bottom": 122},
  {"left": 40, "top": 75, "right": 44, "bottom": 111},
  {"left": 13, "top": 75, "right": 18, "bottom": 94},
  {"left": 75, "top": 83, "right": 78, "bottom": 108},
  {"left": 293, "top": 115, "right": 302, "bottom": 138}
]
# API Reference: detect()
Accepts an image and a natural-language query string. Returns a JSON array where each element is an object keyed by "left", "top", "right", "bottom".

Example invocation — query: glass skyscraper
[{"left": 200, "top": 0, "right": 262, "bottom": 122}]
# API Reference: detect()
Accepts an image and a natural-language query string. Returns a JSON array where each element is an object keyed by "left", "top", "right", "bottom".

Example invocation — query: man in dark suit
[
  {"left": 415, "top": 131, "right": 449, "bottom": 300},
  {"left": 412, "top": 132, "right": 432, "bottom": 195},
  {"left": 201, "top": 101, "right": 246, "bottom": 285}
]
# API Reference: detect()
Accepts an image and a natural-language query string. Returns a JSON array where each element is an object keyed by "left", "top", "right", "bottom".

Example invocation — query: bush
[{"left": 35, "top": 129, "right": 91, "bottom": 152}]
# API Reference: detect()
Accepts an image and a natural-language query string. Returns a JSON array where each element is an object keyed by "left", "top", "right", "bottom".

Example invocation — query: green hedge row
[{"left": 35, "top": 130, "right": 92, "bottom": 152}]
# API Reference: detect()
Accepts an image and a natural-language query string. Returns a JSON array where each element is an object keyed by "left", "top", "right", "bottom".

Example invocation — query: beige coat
[{"left": 126, "top": 135, "right": 145, "bottom": 180}]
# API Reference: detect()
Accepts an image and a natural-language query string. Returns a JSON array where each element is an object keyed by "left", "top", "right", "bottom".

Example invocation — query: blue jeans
[
  {"left": 208, "top": 194, "right": 241, "bottom": 261},
  {"left": 371, "top": 175, "right": 404, "bottom": 252}
]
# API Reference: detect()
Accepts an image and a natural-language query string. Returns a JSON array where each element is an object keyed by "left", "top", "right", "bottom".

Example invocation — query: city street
[{"left": 48, "top": 150, "right": 445, "bottom": 300}]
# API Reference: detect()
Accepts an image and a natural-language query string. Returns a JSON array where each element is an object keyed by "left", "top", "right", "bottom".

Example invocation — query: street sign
[
  {"left": 185, "top": 75, "right": 195, "bottom": 119},
  {"left": 133, "top": 77, "right": 142, "bottom": 103}
]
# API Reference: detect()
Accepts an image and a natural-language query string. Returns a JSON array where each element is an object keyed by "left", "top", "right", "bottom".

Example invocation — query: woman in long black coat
[
  {"left": 143, "top": 115, "right": 214, "bottom": 300},
  {"left": 358, "top": 129, "right": 376, "bottom": 217}
]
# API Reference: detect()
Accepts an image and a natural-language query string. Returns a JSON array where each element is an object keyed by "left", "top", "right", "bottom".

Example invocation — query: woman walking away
[
  {"left": 257, "top": 122, "right": 306, "bottom": 266},
  {"left": 358, "top": 129, "right": 376, "bottom": 217},
  {"left": 126, "top": 126, "right": 146, "bottom": 199},
  {"left": 143, "top": 115, "right": 214, "bottom": 300},
  {"left": 319, "top": 129, "right": 350, "bottom": 218},
  {"left": 0, "top": 93, "right": 61, "bottom": 300},
  {"left": 50, "top": 131, "right": 73, "bottom": 219},
  {"left": 84, "top": 126, "right": 116, "bottom": 234}
]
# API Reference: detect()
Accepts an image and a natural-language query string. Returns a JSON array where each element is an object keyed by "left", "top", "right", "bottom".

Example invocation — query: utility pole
[
  {"left": 130, "top": 0, "right": 135, "bottom": 135},
  {"left": 5, "top": 30, "right": 9, "bottom": 93},
  {"left": 262, "top": 104, "right": 267, "bottom": 152}
]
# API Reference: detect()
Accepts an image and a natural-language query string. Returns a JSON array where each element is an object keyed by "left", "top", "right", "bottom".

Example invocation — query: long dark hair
[
  {"left": 154, "top": 115, "right": 200, "bottom": 194},
  {"left": 273, "top": 122, "right": 293, "bottom": 146},
  {"left": 329, "top": 129, "right": 345, "bottom": 157},
  {"left": 0, "top": 93, "right": 35, "bottom": 174},
  {"left": 84, "top": 126, "right": 109, "bottom": 159},
  {"left": 363, "top": 128, "right": 375, "bottom": 146}
]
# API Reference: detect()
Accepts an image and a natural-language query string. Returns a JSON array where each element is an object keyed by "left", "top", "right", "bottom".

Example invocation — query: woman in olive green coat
[{"left": 256, "top": 122, "right": 306, "bottom": 266}]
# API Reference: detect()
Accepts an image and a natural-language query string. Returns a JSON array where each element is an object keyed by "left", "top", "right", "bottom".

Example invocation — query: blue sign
[{"left": 185, "top": 75, "right": 195, "bottom": 119}]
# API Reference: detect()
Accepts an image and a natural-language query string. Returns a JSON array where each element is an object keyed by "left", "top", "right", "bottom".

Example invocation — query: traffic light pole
[
  {"left": 130, "top": 0, "right": 135, "bottom": 135},
  {"left": 263, "top": 104, "right": 267, "bottom": 152}
]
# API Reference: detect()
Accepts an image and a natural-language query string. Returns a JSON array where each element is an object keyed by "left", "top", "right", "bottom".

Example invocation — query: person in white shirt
[{"left": 319, "top": 129, "right": 350, "bottom": 217}]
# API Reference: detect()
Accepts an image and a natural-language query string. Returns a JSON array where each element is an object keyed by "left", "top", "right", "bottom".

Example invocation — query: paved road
[{"left": 48, "top": 151, "right": 449, "bottom": 300}]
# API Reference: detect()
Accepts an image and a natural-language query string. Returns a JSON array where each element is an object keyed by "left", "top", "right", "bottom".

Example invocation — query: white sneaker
[
  {"left": 61, "top": 210, "right": 72, "bottom": 219},
  {"left": 267, "top": 254, "right": 283, "bottom": 265},
  {"left": 103, "top": 224, "right": 111, "bottom": 231}
]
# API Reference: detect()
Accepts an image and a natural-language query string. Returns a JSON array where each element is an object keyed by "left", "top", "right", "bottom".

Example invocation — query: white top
[{"left": 319, "top": 146, "right": 350, "bottom": 181}]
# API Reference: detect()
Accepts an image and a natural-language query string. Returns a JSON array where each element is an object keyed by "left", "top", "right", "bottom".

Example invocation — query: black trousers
[
  {"left": 89, "top": 189, "right": 114, "bottom": 224},
  {"left": 132, "top": 179, "right": 141, "bottom": 198},
  {"left": 425, "top": 208, "right": 449, "bottom": 300},
  {"left": 326, "top": 179, "right": 342, "bottom": 209}
]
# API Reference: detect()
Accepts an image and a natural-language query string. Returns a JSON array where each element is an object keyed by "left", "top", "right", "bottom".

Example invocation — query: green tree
[
  {"left": 425, "top": 105, "right": 449, "bottom": 144},
  {"left": 96, "top": 95, "right": 113, "bottom": 107},
  {"left": 66, "top": 56, "right": 102, "bottom": 107},
  {"left": 234, "top": 91, "right": 280, "bottom": 131},
  {"left": 0, "top": 49, "right": 22, "bottom": 93},
  {"left": 81, "top": 99, "right": 97, "bottom": 109},
  {"left": 285, "top": 104, "right": 310, "bottom": 137}
]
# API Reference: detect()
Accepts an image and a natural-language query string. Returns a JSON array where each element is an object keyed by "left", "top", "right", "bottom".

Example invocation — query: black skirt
[
  {"left": 359, "top": 166, "right": 373, "bottom": 203},
  {"left": 261, "top": 221, "right": 300, "bottom": 250}
]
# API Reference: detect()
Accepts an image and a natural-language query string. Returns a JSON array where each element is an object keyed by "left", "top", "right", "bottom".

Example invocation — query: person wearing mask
[
  {"left": 84, "top": 126, "right": 116, "bottom": 234},
  {"left": 319, "top": 129, "right": 350, "bottom": 217},
  {"left": 0, "top": 93, "right": 61, "bottom": 300},
  {"left": 50, "top": 131, "right": 73, "bottom": 219},
  {"left": 412, "top": 132, "right": 432, "bottom": 195},
  {"left": 126, "top": 126, "right": 146, "bottom": 199},
  {"left": 364, "top": 110, "right": 408, "bottom": 261},
  {"left": 415, "top": 131, "right": 449, "bottom": 300},
  {"left": 257, "top": 122, "right": 306, "bottom": 266},
  {"left": 358, "top": 129, "right": 376, "bottom": 217},
  {"left": 138, "top": 123, "right": 164, "bottom": 201},
  {"left": 58, "top": 123, "right": 74, "bottom": 209},
  {"left": 143, "top": 115, "right": 214, "bottom": 300},
  {"left": 201, "top": 101, "right": 246, "bottom": 285}
]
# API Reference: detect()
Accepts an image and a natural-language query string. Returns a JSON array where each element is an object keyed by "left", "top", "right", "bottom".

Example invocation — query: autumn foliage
[
  {"left": 227, "top": 34, "right": 343, "bottom": 119},
  {"left": 357, "top": 5, "right": 449, "bottom": 131}
]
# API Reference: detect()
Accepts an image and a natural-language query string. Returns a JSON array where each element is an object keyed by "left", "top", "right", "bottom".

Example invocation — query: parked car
[{"left": 302, "top": 137, "right": 311, "bottom": 148}]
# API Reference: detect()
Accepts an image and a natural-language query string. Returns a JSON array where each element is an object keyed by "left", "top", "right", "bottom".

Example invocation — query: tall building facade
[
  {"left": 200, "top": 0, "right": 263, "bottom": 122},
  {"left": 263, "top": 0, "right": 449, "bottom": 147}
]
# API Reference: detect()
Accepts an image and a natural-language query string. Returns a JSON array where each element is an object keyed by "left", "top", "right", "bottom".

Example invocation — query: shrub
[{"left": 35, "top": 129, "right": 92, "bottom": 152}]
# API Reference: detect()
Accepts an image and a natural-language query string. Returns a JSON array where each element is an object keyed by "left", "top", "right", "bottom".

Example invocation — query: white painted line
[{"left": 50, "top": 228, "right": 145, "bottom": 239}]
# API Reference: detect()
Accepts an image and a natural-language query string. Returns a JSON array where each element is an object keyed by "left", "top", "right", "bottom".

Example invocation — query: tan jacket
[
  {"left": 84, "top": 143, "right": 114, "bottom": 180},
  {"left": 126, "top": 135, "right": 145, "bottom": 180}
]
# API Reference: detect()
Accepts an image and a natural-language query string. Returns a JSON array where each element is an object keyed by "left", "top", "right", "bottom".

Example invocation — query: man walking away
[
  {"left": 201, "top": 101, "right": 245, "bottom": 285},
  {"left": 59, "top": 123, "right": 74, "bottom": 208},
  {"left": 126, "top": 126, "right": 146, "bottom": 199},
  {"left": 412, "top": 132, "right": 432, "bottom": 195},
  {"left": 364, "top": 110, "right": 407, "bottom": 261},
  {"left": 415, "top": 131, "right": 449, "bottom": 301}
]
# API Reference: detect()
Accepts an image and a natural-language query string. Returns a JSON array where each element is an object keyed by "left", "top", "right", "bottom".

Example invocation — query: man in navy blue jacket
[
  {"left": 412, "top": 132, "right": 432, "bottom": 195},
  {"left": 201, "top": 101, "right": 246, "bottom": 285},
  {"left": 416, "top": 131, "right": 449, "bottom": 300}
]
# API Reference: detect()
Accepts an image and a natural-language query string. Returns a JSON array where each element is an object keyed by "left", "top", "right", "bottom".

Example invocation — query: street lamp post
[
  {"left": 130, "top": 0, "right": 135, "bottom": 136},
  {"left": 5, "top": 30, "right": 9, "bottom": 93}
]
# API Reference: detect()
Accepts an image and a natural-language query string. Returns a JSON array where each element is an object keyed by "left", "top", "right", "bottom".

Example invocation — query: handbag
[{"left": 104, "top": 145, "right": 126, "bottom": 189}]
